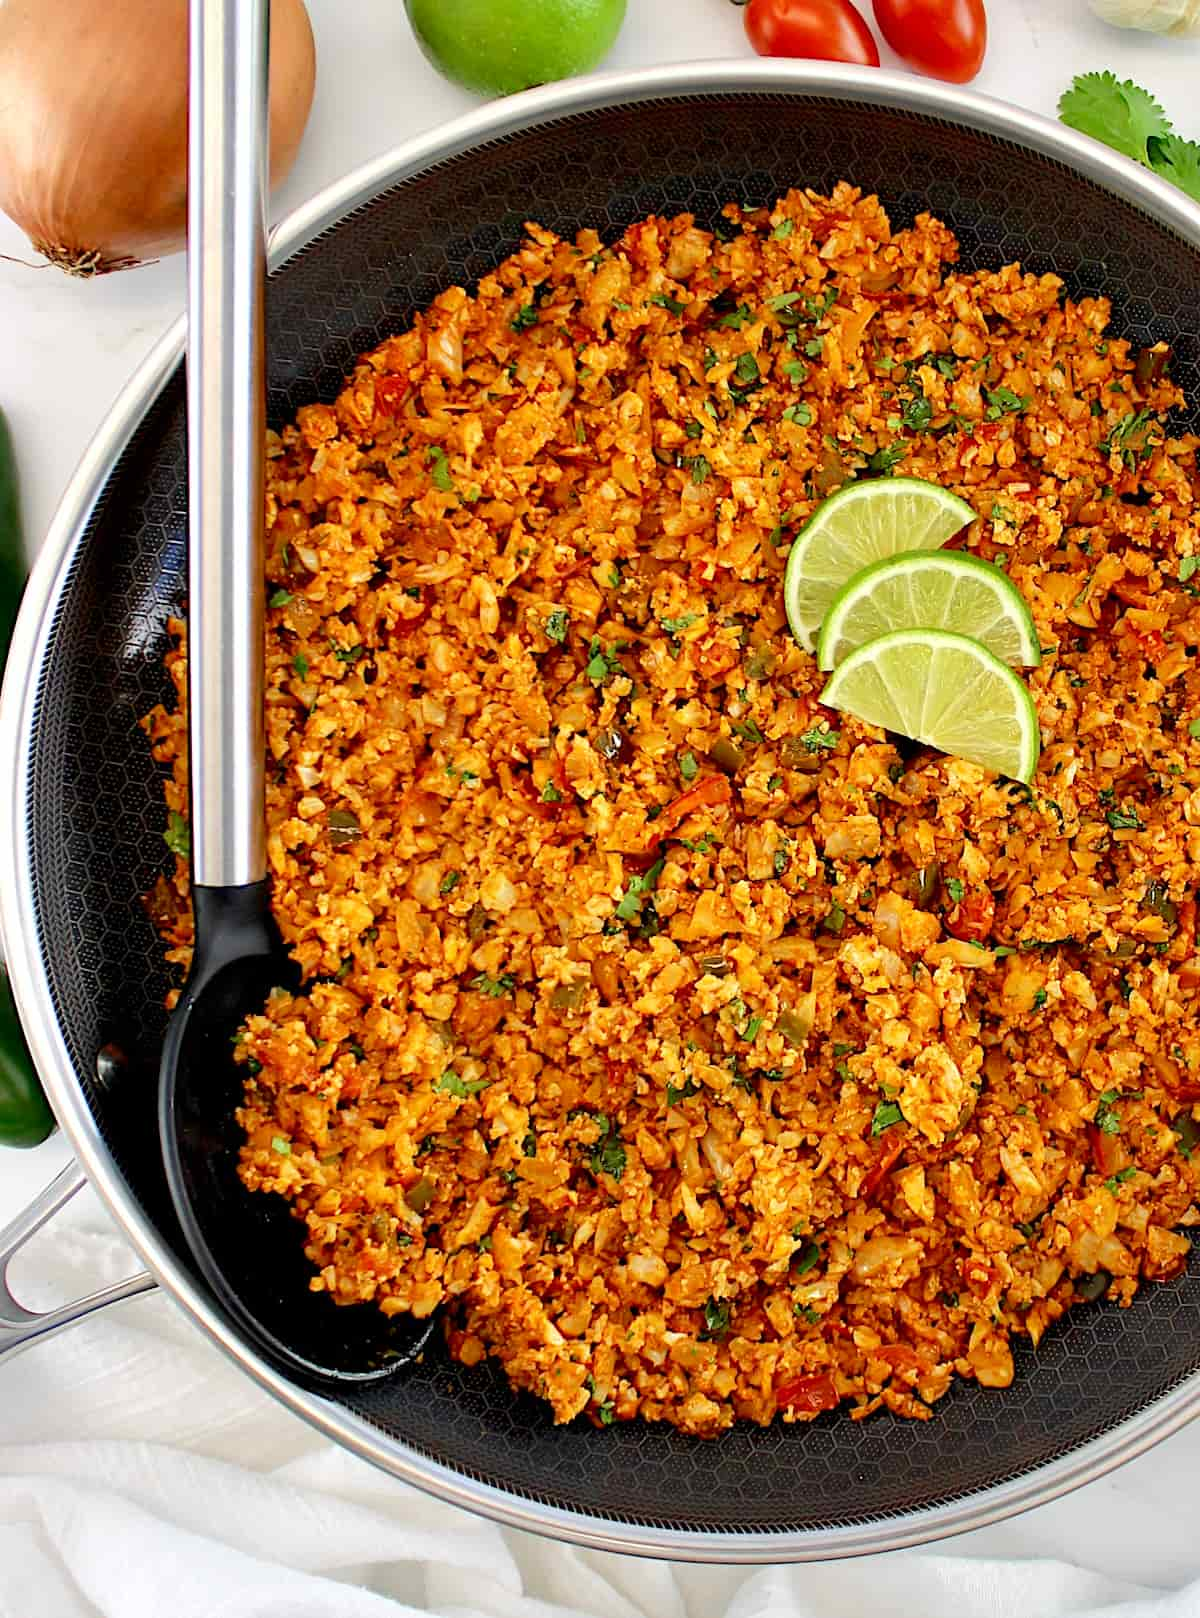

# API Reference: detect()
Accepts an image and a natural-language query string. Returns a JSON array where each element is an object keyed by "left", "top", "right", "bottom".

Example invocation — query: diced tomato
[
  {"left": 958, "top": 1253, "right": 1000, "bottom": 1295},
  {"left": 860, "top": 1135, "right": 905, "bottom": 1199},
  {"left": 605, "top": 1058, "right": 630, "bottom": 1091},
  {"left": 391, "top": 590, "right": 430, "bottom": 635},
  {"left": 776, "top": 1371, "right": 840, "bottom": 1415},
  {"left": 945, "top": 890, "right": 995, "bottom": 943},
  {"left": 652, "top": 775, "right": 733, "bottom": 845},
  {"left": 874, "top": 1343, "right": 934, "bottom": 1375},
  {"left": 1087, "top": 1122, "right": 1124, "bottom": 1179},
  {"left": 811, "top": 213, "right": 849, "bottom": 243},
  {"left": 374, "top": 375, "right": 409, "bottom": 416},
  {"left": 1127, "top": 626, "right": 1167, "bottom": 664}
]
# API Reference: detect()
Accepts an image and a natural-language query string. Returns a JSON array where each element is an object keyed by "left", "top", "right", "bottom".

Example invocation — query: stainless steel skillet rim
[{"left": 4, "top": 57, "right": 1200, "bottom": 1562}]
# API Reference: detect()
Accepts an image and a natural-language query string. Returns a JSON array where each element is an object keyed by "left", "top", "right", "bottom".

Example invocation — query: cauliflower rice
[{"left": 144, "top": 184, "right": 1200, "bottom": 1436}]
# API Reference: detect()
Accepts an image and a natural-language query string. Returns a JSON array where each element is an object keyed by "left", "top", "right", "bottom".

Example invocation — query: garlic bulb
[{"left": 1089, "top": 0, "right": 1200, "bottom": 34}]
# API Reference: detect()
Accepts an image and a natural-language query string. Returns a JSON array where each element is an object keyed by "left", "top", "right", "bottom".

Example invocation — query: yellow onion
[
  {"left": 0, "top": 0, "right": 316, "bottom": 276},
  {"left": 1088, "top": 0, "right": 1200, "bottom": 30}
]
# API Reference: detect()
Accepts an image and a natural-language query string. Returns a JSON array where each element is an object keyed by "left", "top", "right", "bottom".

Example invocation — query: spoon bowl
[{"left": 160, "top": 882, "right": 436, "bottom": 1387}]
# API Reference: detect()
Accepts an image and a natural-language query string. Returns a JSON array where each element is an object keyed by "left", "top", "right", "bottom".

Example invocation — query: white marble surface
[{"left": 4, "top": 0, "right": 1200, "bottom": 1581}]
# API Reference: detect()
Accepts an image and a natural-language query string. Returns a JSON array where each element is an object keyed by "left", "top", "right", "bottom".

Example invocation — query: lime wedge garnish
[
  {"left": 820, "top": 627, "right": 1041, "bottom": 784},
  {"left": 817, "top": 551, "right": 1042, "bottom": 671},
  {"left": 784, "top": 478, "right": 977, "bottom": 653}
]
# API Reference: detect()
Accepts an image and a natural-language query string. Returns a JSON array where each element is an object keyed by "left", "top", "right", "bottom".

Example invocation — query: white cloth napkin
[{"left": 2, "top": 1183, "right": 1200, "bottom": 1618}]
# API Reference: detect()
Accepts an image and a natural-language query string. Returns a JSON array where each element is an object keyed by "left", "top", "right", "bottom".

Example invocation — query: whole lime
[{"left": 405, "top": 0, "right": 627, "bottom": 97}]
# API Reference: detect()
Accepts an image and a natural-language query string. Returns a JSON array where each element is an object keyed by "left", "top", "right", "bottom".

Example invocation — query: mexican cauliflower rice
[{"left": 144, "top": 184, "right": 1200, "bottom": 1435}]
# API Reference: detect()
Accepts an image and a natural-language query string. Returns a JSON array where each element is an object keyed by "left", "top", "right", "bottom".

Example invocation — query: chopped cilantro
[
  {"left": 269, "top": 588, "right": 293, "bottom": 607},
  {"left": 439, "top": 870, "right": 460, "bottom": 896},
  {"left": 718, "top": 302, "right": 756, "bottom": 330},
  {"left": 782, "top": 358, "right": 807, "bottom": 383},
  {"left": 687, "top": 455, "right": 712, "bottom": 485},
  {"left": 871, "top": 1100, "right": 905, "bottom": 1136},
  {"left": 805, "top": 286, "right": 838, "bottom": 321},
  {"left": 163, "top": 811, "right": 190, "bottom": 861},
  {"left": 900, "top": 392, "right": 933, "bottom": 432},
  {"left": 773, "top": 219, "right": 795, "bottom": 239},
  {"left": 793, "top": 1239, "right": 821, "bottom": 1277},
  {"left": 823, "top": 901, "right": 846, "bottom": 934},
  {"left": 984, "top": 386, "right": 1028, "bottom": 420},
  {"left": 615, "top": 856, "right": 665, "bottom": 922},
  {"left": 649, "top": 291, "right": 687, "bottom": 315},
  {"left": 1095, "top": 1089, "right": 1122, "bottom": 1136},
  {"left": 270, "top": 1135, "right": 291, "bottom": 1156},
  {"left": 945, "top": 877, "right": 965, "bottom": 903},
  {"left": 865, "top": 443, "right": 906, "bottom": 476},
  {"left": 1106, "top": 806, "right": 1144, "bottom": 830},
  {"left": 436, "top": 1069, "right": 491, "bottom": 1100},
  {"left": 1100, "top": 408, "right": 1157, "bottom": 468},
  {"left": 1033, "top": 987, "right": 1048, "bottom": 1010},
  {"left": 545, "top": 607, "right": 570, "bottom": 643},
  {"left": 666, "top": 1076, "right": 701, "bottom": 1106},
  {"left": 734, "top": 351, "right": 761, "bottom": 385},
  {"left": 510, "top": 302, "right": 538, "bottom": 332},
  {"left": 292, "top": 652, "right": 310, "bottom": 680},
  {"left": 799, "top": 725, "right": 839, "bottom": 752},
  {"left": 804, "top": 336, "right": 824, "bottom": 358},
  {"left": 585, "top": 1111, "right": 627, "bottom": 1180},
  {"left": 1190, "top": 719, "right": 1200, "bottom": 740},
  {"left": 586, "top": 638, "right": 618, "bottom": 685},
  {"left": 732, "top": 716, "right": 765, "bottom": 745},
  {"left": 426, "top": 445, "right": 454, "bottom": 492},
  {"left": 1105, "top": 1166, "right": 1137, "bottom": 1192},
  {"left": 540, "top": 780, "right": 563, "bottom": 803},
  {"left": 662, "top": 612, "right": 699, "bottom": 635},
  {"left": 783, "top": 402, "right": 813, "bottom": 425},
  {"left": 470, "top": 972, "right": 515, "bottom": 998},
  {"left": 740, "top": 1013, "right": 764, "bottom": 1043},
  {"left": 795, "top": 1305, "right": 820, "bottom": 1325},
  {"left": 1180, "top": 557, "right": 1200, "bottom": 583},
  {"left": 680, "top": 751, "right": 699, "bottom": 782},
  {"left": 700, "top": 1296, "right": 732, "bottom": 1340}
]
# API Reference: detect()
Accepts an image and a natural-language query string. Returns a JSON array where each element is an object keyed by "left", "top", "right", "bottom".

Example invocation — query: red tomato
[
  {"left": 744, "top": 0, "right": 880, "bottom": 66},
  {"left": 944, "top": 889, "right": 995, "bottom": 944},
  {"left": 872, "top": 0, "right": 986, "bottom": 83},
  {"left": 374, "top": 374, "right": 408, "bottom": 416},
  {"left": 776, "top": 1371, "right": 841, "bottom": 1415}
]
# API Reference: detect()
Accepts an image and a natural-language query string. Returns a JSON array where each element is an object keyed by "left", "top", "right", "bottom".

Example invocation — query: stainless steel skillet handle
[
  {"left": 0, "top": 1164, "right": 155, "bottom": 1366},
  {"left": 187, "top": 0, "right": 269, "bottom": 891}
]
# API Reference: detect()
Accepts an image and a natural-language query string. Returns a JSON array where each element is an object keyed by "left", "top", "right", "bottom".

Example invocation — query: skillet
[{"left": 4, "top": 60, "right": 1200, "bottom": 1560}]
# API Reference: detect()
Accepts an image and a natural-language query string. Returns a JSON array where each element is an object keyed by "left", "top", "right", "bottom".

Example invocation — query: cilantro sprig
[{"left": 1059, "top": 73, "right": 1200, "bottom": 204}]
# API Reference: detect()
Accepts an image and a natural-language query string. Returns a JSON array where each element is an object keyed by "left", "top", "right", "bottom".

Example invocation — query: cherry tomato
[
  {"left": 872, "top": 0, "right": 986, "bottom": 83},
  {"left": 743, "top": 0, "right": 880, "bottom": 66}
]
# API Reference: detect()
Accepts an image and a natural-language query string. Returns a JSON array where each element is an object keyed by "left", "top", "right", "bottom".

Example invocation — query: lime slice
[
  {"left": 817, "top": 551, "right": 1041, "bottom": 671},
  {"left": 784, "top": 478, "right": 977, "bottom": 652},
  {"left": 821, "top": 628, "right": 1041, "bottom": 784}
]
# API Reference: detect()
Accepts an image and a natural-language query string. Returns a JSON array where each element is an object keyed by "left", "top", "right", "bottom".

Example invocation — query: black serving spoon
[{"left": 158, "top": 0, "right": 433, "bottom": 1388}]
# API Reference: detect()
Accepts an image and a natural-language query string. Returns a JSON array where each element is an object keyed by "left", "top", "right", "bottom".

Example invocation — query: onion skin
[{"left": 0, "top": 0, "right": 316, "bottom": 276}]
